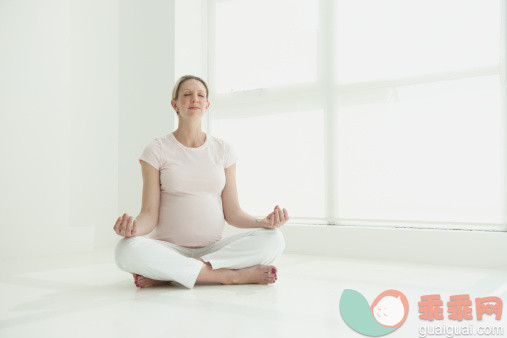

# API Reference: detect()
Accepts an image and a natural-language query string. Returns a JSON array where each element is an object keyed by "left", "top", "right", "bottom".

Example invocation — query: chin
[{"left": 185, "top": 111, "right": 203, "bottom": 118}]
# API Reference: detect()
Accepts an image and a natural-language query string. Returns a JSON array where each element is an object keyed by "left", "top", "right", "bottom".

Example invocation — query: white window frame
[{"left": 204, "top": 0, "right": 507, "bottom": 232}]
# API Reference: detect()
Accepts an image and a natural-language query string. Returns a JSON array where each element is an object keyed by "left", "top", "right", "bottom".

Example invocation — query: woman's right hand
[{"left": 114, "top": 213, "right": 138, "bottom": 238}]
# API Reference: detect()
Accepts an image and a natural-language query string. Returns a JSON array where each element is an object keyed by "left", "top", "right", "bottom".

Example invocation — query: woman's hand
[
  {"left": 114, "top": 213, "right": 138, "bottom": 238},
  {"left": 258, "top": 205, "right": 289, "bottom": 229}
]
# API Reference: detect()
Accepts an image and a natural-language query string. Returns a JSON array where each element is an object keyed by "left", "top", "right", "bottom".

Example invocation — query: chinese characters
[{"left": 418, "top": 294, "right": 502, "bottom": 321}]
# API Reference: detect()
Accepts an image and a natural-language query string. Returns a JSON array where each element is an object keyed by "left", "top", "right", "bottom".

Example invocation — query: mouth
[{"left": 189, "top": 107, "right": 200, "bottom": 110}]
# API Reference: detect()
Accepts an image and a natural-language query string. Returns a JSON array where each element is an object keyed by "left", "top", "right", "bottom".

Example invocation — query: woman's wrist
[{"left": 255, "top": 217, "right": 265, "bottom": 228}]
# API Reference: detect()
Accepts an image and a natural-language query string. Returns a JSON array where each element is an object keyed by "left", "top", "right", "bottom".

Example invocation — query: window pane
[
  {"left": 215, "top": 0, "right": 318, "bottom": 92},
  {"left": 212, "top": 110, "right": 325, "bottom": 218},
  {"left": 335, "top": 75, "right": 504, "bottom": 224},
  {"left": 334, "top": 0, "right": 500, "bottom": 83}
]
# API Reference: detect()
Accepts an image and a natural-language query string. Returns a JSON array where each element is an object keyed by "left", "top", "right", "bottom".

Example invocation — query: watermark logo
[
  {"left": 418, "top": 294, "right": 502, "bottom": 321},
  {"left": 418, "top": 294, "right": 503, "bottom": 337},
  {"left": 340, "top": 289, "right": 409, "bottom": 336}
]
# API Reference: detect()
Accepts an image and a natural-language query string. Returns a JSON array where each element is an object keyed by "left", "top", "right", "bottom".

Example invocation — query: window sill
[{"left": 223, "top": 223, "right": 507, "bottom": 270}]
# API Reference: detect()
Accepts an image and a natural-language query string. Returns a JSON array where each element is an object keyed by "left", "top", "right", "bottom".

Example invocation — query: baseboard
[
  {"left": 223, "top": 224, "right": 507, "bottom": 270},
  {"left": 0, "top": 225, "right": 95, "bottom": 261}
]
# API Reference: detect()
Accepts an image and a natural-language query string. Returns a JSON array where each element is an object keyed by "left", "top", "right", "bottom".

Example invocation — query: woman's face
[{"left": 172, "top": 79, "right": 210, "bottom": 118}]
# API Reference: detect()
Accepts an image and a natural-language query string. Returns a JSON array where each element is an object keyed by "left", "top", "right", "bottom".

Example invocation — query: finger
[
  {"left": 115, "top": 214, "right": 125, "bottom": 233},
  {"left": 129, "top": 218, "right": 136, "bottom": 236},
  {"left": 127, "top": 216, "right": 134, "bottom": 237},
  {"left": 278, "top": 209, "right": 284, "bottom": 226},
  {"left": 132, "top": 220, "right": 138, "bottom": 235},
  {"left": 276, "top": 205, "right": 284, "bottom": 223},
  {"left": 119, "top": 215, "right": 127, "bottom": 236},
  {"left": 274, "top": 208, "right": 280, "bottom": 225},
  {"left": 277, "top": 206, "right": 285, "bottom": 223},
  {"left": 283, "top": 208, "right": 289, "bottom": 220},
  {"left": 114, "top": 217, "right": 121, "bottom": 233},
  {"left": 120, "top": 214, "right": 130, "bottom": 237}
]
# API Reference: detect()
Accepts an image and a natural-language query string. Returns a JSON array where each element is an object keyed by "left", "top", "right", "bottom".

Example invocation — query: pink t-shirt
[{"left": 139, "top": 132, "right": 238, "bottom": 247}]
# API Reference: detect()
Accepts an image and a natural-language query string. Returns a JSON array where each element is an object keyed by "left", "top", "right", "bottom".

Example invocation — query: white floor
[{"left": 1, "top": 248, "right": 506, "bottom": 338}]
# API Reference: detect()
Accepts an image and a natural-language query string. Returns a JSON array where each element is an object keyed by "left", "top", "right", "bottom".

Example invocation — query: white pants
[{"left": 114, "top": 227, "right": 286, "bottom": 289}]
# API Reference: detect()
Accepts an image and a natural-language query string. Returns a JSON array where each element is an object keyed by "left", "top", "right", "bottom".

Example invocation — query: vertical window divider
[
  {"left": 170, "top": 0, "right": 176, "bottom": 131},
  {"left": 206, "top": 0, "right": 217, "bottom": 136},
  {"left": 319, "top": 0, "right": 337, "bottom": 225},
  {"left": 501, "top": 0, "right": 507, "bottom": 228},
  {"left": 201, "top": 0, "right": 210, "bottom": 134}
]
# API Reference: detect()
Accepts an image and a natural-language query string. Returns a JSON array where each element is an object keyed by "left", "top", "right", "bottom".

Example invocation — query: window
[{"left": 206, "top": 0, "right": 505, "bottom": 230}]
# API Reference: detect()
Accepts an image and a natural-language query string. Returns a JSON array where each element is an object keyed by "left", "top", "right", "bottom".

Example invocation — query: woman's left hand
[{"left": 258, "top": 205, "right": 289, "bottom": 229}]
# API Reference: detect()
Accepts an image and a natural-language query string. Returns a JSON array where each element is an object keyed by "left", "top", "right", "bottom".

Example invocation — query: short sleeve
[
  {"left": 139, "top": 139, "right": 162, "bottom": 170},
  {"left": 224, "top": 140, "right": 238, "bottom": 169}
]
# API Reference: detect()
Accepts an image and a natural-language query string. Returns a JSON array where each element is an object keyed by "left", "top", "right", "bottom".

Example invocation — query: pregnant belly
[{"left": 157, "top": 194, "right": 225, "bottom": 246}]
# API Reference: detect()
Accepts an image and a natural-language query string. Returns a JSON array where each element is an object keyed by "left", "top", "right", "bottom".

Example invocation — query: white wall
[
  {"left": 0, "top": 0, "right": 118, "bottom": 259},
  {"left": 70, "top": 1, "right": 119, "bottom": 249},
  {"left": 0, "top": 0, "right": 178, "bottom": 259},
  {"left": 2, "top": 0, "right": 71, "bottom": 259},
  {"left": 174, "top": 0, "right": 207, "bottom": 130},
  {"left": 118, "top": 0, "right": 175, "bottom": 240}
]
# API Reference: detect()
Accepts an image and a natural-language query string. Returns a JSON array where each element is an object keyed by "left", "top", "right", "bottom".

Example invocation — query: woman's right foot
[
  {"left": 133, "top": 273, "right": 172, "bottom": 288},
  {"left": 227, "top": 265, "right": 278, "bottom": 285}
]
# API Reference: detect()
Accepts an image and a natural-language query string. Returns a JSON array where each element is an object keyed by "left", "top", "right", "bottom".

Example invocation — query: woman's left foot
[{"left": 133, "top": 273, "right": 172, "bottom": 288}]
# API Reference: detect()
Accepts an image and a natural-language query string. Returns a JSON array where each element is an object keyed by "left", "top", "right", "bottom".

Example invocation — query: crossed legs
[
  {"left": 134, "top": 257, "right": 278, "bottom": 288},
  {"left": 116, "top": 228, "right": 285, "bottom": 289}
]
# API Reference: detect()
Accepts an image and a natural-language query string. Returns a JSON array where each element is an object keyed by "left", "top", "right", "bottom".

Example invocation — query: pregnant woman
[{"left": 114, "top": 75, "right": 288, "bottom": 289}]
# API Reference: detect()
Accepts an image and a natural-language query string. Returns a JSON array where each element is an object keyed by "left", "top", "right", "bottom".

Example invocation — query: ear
[{"left": 171, "top": 99, "right": 179, "bottom": 113}]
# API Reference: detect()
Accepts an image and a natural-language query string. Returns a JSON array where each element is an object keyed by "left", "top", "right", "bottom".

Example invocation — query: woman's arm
[
  {"left": 221, "top": 164, "right": 289, "bottom": 229},
  {"left": 133, "top": 211, "right": 158, "bottom": 236},
  {"left": 113, "top": 162, "right": 160, "bottom": 237},
  {"left": 221, "top": 164, "right": 260, "bottom": 228},
  {"left": 135, "top": 161, "right": 160, "bottom": 235}
]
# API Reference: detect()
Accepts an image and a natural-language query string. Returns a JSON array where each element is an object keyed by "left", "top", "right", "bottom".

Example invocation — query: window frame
[{"left": 204, "top": 0, "right": 507, "bottom": 232}]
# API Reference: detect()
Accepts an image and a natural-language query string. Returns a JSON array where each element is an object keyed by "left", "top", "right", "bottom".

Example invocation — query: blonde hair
[{"left": 172, "top": 75, "right": 209, "bottom": 101}]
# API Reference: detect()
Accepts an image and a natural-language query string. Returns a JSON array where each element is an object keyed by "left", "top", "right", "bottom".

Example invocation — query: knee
[
  {"left": 114, "top": 236, "right": 149, "bottom": 270},
  {"left": 256, "top": 228, "right": 286, "bottom": 255}
]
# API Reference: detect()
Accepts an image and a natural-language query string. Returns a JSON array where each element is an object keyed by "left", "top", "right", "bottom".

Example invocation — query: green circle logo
[{"left": 340, "top": 289, "right": 409, "bottom": 336}]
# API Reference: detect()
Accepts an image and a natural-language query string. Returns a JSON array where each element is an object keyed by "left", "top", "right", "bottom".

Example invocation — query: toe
[{"left": 265, "top": 265, "right": 277, "bottom": 275}]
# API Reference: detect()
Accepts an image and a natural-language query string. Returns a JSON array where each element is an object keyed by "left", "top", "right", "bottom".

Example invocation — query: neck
[{"left": 173, "top": 123, "right": 206, "bottom": 148}]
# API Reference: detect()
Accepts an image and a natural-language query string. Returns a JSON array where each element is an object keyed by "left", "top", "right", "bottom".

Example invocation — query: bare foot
[
  {"left": 226, "top": 265, "right": 278, "bottom": 285},
  {"left": 133, "top": 273, "right": 172, "bottom": 288}
]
